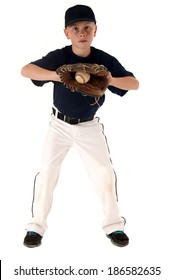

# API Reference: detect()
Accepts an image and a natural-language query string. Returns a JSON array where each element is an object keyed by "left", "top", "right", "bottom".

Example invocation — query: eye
[
  {"left": 84, "top": 26, "right": 91, "bottom": 32},
  {"left": 72, "top": 26, "right": 79, "bottom": 33}
]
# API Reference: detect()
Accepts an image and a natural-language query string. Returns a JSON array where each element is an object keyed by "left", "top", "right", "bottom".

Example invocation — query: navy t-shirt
[{"left": 31, "top": 45, "right": 134, "bottom": 118}]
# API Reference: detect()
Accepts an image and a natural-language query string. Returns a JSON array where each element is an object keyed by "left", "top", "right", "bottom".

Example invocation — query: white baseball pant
[{"left": 26, "top": 111, "right": 125, "bottom": 236}]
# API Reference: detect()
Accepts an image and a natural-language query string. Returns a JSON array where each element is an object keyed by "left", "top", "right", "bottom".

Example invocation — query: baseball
[{"left": 75, "top": 71, "right": 90, "bottom": 84}]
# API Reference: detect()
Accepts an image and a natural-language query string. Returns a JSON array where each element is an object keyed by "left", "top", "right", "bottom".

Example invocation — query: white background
[{"left": 0, "top": 0, "right": 173, "bottom": 279}]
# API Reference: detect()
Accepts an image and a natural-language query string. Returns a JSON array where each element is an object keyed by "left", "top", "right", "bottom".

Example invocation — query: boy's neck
[{"left": 71, "top": 45, "right": 91, "bottom": 57}]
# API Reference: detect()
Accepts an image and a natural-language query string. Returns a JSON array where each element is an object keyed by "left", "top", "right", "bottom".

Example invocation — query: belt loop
[
  {"left": 52, "top": 106, "right": 57, "bottom": 118},
  {"left": 52, "top": 107, "right": 55, "bottom": 116}
]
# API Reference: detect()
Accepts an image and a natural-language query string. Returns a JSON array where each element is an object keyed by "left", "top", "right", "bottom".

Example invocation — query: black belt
[{"left": 52, "top": 108, "right": 94, "bottom": 125}]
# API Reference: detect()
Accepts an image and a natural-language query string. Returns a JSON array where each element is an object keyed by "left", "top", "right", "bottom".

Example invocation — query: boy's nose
[{"left": 80, "top": 31, "right": 86, "bottom": 38}]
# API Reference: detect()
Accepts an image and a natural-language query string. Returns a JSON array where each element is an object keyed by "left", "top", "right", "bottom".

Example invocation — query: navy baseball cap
[{"left": 65, "top": 5, "right": 96, "bottom": 27}]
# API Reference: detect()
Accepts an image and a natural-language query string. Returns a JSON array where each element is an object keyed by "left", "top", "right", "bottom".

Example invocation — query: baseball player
[{"left": 21, "top": 4, "right": 139, "bottom": 248}]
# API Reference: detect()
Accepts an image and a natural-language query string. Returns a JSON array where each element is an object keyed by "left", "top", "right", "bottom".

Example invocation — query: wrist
[
  {"left": 108, "top": 76, "right": 115, "bottom": 86},
  {"left": 52, "top": 71, "right": 61, "bottom": 82}
]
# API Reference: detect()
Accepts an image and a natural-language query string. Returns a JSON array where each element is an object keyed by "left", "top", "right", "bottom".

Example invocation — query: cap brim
[{"left": 65, "top": 18, "right": 96, "bottom": 27}]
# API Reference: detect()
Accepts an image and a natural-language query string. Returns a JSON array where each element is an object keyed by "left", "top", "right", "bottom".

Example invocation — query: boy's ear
[
  {"left": 64, "top": 28, "right": 70, "bottom": 39},
  {"left": 94, "top": 25, "right": 97, "bottom": 37}
]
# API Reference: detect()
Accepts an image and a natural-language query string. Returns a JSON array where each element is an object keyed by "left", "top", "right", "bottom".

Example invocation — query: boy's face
[{"left": 64, "top": 21, "right": 97, "bottom": 55}]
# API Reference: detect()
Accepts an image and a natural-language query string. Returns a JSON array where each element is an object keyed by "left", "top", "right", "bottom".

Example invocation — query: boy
[{"left": 21, "top": 4, "right": 139, "bottom": 248}]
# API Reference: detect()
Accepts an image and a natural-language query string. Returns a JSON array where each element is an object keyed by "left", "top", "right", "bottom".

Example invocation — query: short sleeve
[{"left": 30, "top": 49, "right": 65, "bottom": 87}]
